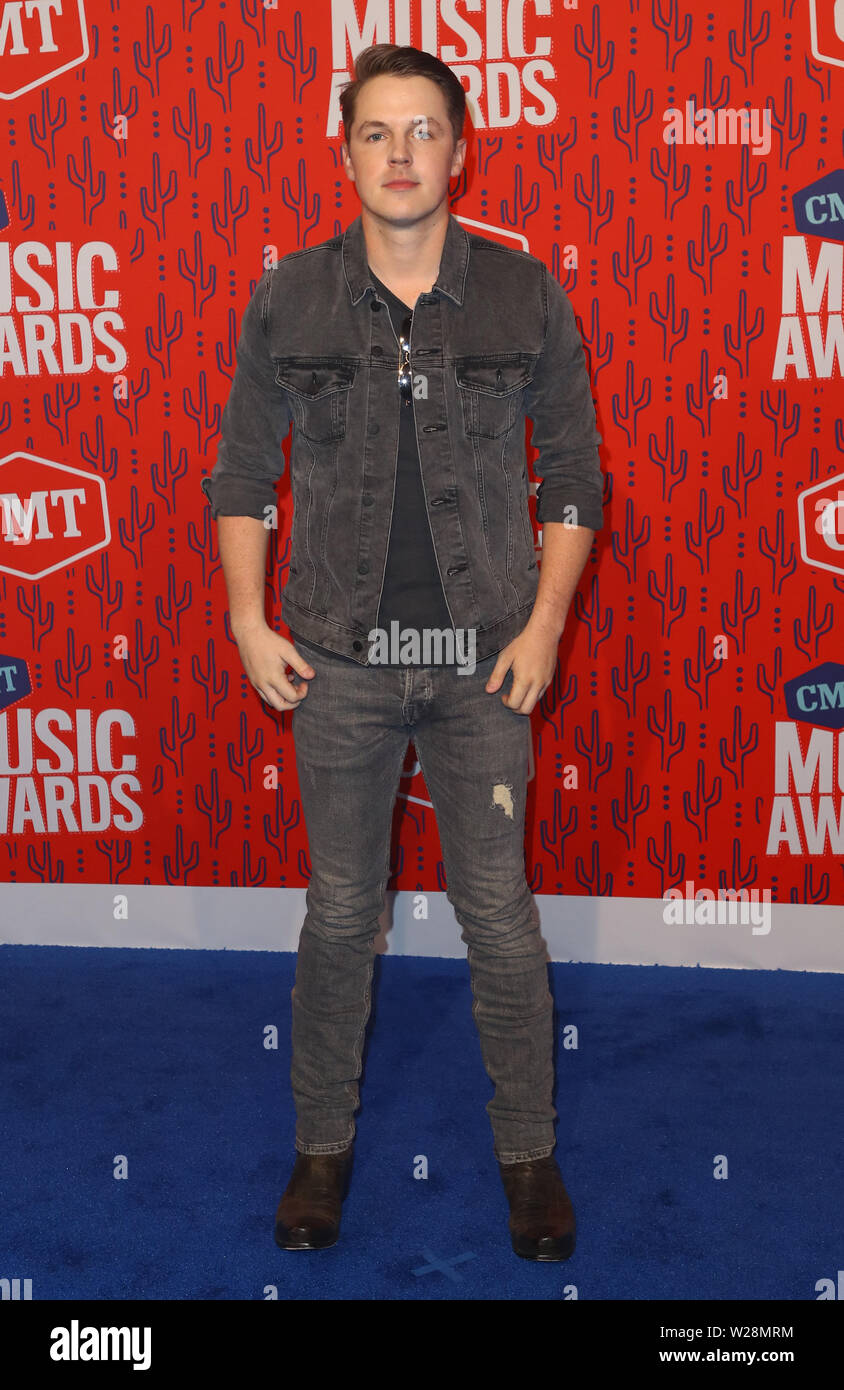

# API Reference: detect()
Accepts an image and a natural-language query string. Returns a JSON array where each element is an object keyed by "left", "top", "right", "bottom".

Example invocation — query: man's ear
[
  {"left": 341, "top": 142, "right": 355, "bottom": 182},
  {"left": 451, "top": 137, "right": 467, "bottom": 177}
]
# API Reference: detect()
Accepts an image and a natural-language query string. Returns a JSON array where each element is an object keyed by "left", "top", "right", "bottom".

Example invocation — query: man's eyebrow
[{"left": 358, "top": 116, "right": 445, "bottom": 131}]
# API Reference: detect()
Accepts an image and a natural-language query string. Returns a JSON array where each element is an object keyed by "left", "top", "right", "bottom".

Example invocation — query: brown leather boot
[
  {"left": 274, "top": 1146, "right": 354, "bottom": 1250},
  {"left": 498, "top": 1154, "right": 576, "bottom": 1261}
]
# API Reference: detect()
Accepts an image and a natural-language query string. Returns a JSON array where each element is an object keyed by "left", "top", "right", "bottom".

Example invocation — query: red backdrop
[{"left": 1, "top": 1, "right": 842, "bottom": 910}]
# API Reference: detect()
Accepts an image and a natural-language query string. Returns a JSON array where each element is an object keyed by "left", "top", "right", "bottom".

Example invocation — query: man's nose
[{"left": 389, "top": 141, "right": 411, "bottom": 163}]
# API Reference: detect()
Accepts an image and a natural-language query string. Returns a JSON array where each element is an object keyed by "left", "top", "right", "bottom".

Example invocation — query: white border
[
  {"left": 797, "top": 470, "right": 844, "bottom": 577},
  {"left": 0, "top": 0, "right": 89, "bottom": 101},
  {"left": 0, "top": 451, "right": 110, "bottom": 579},
  {"left": 809, "top": 0, "right": 844, "bottom": 68},
  {"left": 0, "top": 885, "right": 841, "bottom": 973}
]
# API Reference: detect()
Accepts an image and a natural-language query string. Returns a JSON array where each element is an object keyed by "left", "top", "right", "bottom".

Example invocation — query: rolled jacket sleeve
[
  {"left": 524, "top": 267, "right": 605, "bottom": 532},
  {"left": 199, "top": 267, "right": 291, "bottom": 519}
]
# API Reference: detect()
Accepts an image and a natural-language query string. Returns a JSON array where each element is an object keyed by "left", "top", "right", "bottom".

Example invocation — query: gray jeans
[{"left": 287, "top": 643, "right": 557, "bottom": 1165}]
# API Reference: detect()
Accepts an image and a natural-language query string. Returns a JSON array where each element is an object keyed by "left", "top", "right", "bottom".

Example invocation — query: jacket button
[
  {"left": 371, "top": 301, "right": 381, "bottom": 312},
  {"left": 430, "top": 497, "right": 444, "bottom": 506},
  {"left": 367, "top": 421, "right": 380, "bottom": 435},
  {"left": 352, "top": 640, "right": 363, "bottom": 650},
  {"left": 371, "top": 345, "right": 383, "bottom": 356},
  {"left": 358, "top": 562, "right": 369, "bottom": 575},
  {"left": 446, "top": 564, "right": 467, "bottom": 576},
  {"left": 362, "top": 493, "right": 374, "bottom": 506}
]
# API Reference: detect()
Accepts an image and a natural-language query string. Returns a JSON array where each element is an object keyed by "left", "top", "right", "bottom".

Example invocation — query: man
[{"left": 201, "top": 43, "right": 604, "bottom": 1262}]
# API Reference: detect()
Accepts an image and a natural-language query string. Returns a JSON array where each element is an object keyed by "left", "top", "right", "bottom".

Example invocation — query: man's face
[{"left": 341, "top": 74, "right": 466, "bottom": 227}]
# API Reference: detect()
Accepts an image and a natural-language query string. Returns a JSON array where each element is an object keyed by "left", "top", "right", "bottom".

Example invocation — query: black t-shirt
[{"left": 291, "top": 270, "right": 453, "bottom": 667}]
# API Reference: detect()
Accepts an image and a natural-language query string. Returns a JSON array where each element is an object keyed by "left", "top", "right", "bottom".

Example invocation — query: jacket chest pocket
[
  {"left": 273, "top": 359, "right": 356, "bottom": 443},
  {"left": 454, "top": 355, "right": 535, "bottom": 439}
]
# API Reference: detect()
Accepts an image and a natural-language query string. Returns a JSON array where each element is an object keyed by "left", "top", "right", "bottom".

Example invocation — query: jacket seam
[
  {"left": 281, "top": 593, "right": 535, "bottom": 639},
  {"left": 261, "top": 266, "right": 273, "bottom": 336}
]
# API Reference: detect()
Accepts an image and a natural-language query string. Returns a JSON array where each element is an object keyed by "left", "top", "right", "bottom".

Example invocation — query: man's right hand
[{"left": 232, "top": 620, "right": 315, "bottom": 710}]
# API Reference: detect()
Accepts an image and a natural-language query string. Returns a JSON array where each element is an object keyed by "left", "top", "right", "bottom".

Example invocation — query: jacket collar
[{"left": 342, "top": 210, "right": 469, "bottom": 307}]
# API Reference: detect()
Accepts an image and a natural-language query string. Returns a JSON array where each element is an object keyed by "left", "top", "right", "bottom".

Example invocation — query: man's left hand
[{"left": 484, "top": 621, "right": 561, "bottom": 715}]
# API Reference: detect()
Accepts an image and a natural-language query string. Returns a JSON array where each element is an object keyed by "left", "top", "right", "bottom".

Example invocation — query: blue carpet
[{"left": 0, "top": 944, "right": 841, "bottom": 1300}]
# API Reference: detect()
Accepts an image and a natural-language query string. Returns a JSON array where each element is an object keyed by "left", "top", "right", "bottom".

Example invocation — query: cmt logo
[
  {"left": 793, "top": 171, "right": 844, "bottom": 245},
  {"left": 784, "top": 664, "right": 844, "bottom": 731},
  {"left": 797, "top": 471, "right": 844, "bottom": 576},
  {"left": 809, "top": 0, "right": 844, "bottom": 68},
  {"left": 0, "top": 0, "right": 89, "bottom": 101},
  {"left": 0, "top": 452, "right": 110, "bottom": 579},
  {"left": 0, "top": 653, "right": 31, "bottom": 712}
]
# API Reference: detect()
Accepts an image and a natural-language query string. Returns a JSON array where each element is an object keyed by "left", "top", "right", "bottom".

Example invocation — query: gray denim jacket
[{"left": 200, "top": 213, "right": 605, "bottom": 665}]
